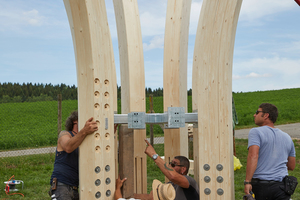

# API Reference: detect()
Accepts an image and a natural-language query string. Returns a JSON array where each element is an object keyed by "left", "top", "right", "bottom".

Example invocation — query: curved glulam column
[
  {"left": 113, "top": 0, "right": 147, "bottom": 194},
  {"left": 163, "top": 0, "right": 192, "bottom": 182},
  {"left": 64, "top": 0, "right": 116, "bottom": 199},
  {"left": 192, "top": 0, "right": 242, "bottom": 199}
]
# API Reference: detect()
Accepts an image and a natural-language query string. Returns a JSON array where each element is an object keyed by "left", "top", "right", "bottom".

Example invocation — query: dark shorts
[
  {"left": 49, "top": 184, "right": 79, "bottom": 200},
  {"left": 251, "top": 179, "right": 290, "bottom": 200}
]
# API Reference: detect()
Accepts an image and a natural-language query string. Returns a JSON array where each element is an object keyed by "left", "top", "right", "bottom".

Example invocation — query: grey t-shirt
[
  {"left": 169, "top": 175, "right": 199, "bottom": 200},
  {"left": 248, "top": 126, "right": 296, "bottom": 181}
]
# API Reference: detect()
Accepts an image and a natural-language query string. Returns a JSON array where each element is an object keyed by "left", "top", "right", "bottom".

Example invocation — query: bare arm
[
  {"left": 115, "top": 176, "right": 126, "bottom": 200},
  {"left": 58, "top": 117, "right": 98, "bottom": 153},
  {"left": 244, "top": 145, "right": 259, "bottom": 194},
  {"left": 144, "top": 139, "right": 189, "bottom": 188},
  {"left": 287, "top": 156, "right": 296, "bottom": 171}
]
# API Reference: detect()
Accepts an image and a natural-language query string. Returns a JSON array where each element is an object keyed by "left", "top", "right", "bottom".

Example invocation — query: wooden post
[
  {"left": 148, "top": 95, "right": 155, "bottom": 146},
  {"left": 192, "top": 0, "right": 243, "bottom": 199},
  {"left": 163, "top": 0, "right": 191, "bottom": 181},
  {"left": 119, "top": 125, "right": 134, "bottom": 199},
  {"left": 57, "top": 94, "right": 62, "bottom": 136},
  {"left": 113, "top": 0, "right": 147, "bottom": 194},
  {"left": 63, "top": 0, "right": 116, "bottom": 199}
]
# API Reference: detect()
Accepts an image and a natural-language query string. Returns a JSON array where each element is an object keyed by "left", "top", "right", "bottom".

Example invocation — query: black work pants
[{"left": 252, "top": 180, "right": 290, "bottom": 200}]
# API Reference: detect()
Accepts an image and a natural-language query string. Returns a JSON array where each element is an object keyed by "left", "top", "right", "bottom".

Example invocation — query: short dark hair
[
  {"left": 259, "top": 103, "right": 278, "bottom": 123},
  {"left": 174, "top": 156, "right": 190, "bottom": 175},
  {"left": 65, "top": 111, "right": 78, "bottom": 131}
]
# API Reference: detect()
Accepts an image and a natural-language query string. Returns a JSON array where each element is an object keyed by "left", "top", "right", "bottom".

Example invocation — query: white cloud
[
  {"left": 0, "top": 4, "right": 45, "bottom": 31},
  {"left": 140, "top": 11, "right": 166, "bottom": 37},
  {"left": 143, "top": 35, "right": 164, "bottom": 51},
  {"left": 239, "top": 0, "right": 295, "bottom": 23},
  {"left": 22, "top": 9, "right": 45, "bottom": 26},
  {"left": 189, "top": 0, "right": 202, "bottom": 35},
  {"left": 233, "top": 56, "right": 300, "bottom": 92},
  {"left": 233, "top": 72, "right": 272, "bottom": 80}
]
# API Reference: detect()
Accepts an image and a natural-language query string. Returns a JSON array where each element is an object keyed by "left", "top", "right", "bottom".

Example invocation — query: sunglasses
[
  {"left": 255, "top": 110, "right": 264, "bottom": 115},
  {"left": 169, "top": 162, "right": 184, "bottom": 168}
]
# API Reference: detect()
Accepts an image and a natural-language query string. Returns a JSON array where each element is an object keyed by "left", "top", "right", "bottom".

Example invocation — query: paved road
[
  {"left": 235, "top": 123, "right": 300, "bottom": 139},
  {"left": 1, "top": 123, "right": 299, "bottom": 158}
]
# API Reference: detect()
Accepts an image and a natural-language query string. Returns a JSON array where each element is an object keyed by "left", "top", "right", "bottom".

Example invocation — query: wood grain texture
[
  {"left": 119, "top": 125, "right": 134, "bottom": 199},
  {"left": 113, "top": 0, "right": 147, "bottom": 194},
  {"left": 192, "top": 0, "right": 243, "bottom": 199},
  {"left": 64, "top": 0, "right": 116, "bottom": 199},
  {"left": 163, "top": 0, "right": 192, "bottom": 182}
]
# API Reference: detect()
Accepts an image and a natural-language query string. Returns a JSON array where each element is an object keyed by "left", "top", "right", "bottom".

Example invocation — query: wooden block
[
  {"left": 192, "top": 0, "right": 242, "bottom": 199},
  {"left": 163, "top": 0, "right": 192, "bottom": 182},
  {"left": 113, "top": 0, "right": 147, "bottom": 194},
  {"left": 119, "top": 125, "right": 134, "bottom": 198},
  {"left": 63, "top": 0, "right": 116, "bottom": 199}
]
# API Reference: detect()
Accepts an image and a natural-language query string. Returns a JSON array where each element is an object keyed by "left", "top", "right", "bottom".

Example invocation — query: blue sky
[{"left": 0, "top": 0, "right": 299, "bottom": 93}]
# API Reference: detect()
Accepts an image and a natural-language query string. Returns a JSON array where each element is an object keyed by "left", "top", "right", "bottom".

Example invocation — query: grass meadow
[
  {"left": 0, "top": 140, "right": 299, "bottom": 199},
  {"left": 1, "top": 88, "right": 300, "bottom": 150},
  {"left": 0, "top": 88, "right": 300, "bottom": 199}
]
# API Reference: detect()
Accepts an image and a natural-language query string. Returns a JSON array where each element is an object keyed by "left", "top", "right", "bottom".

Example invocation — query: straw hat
[{"left": 152, "top": 179, "right": 176, "bottom": 200}]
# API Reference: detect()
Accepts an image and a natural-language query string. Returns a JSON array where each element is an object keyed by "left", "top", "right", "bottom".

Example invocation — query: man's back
[
  {"left": 248, "top": 126, "right": 295, "bottom": 181},
  {"left": 170, "top": 175, "right": 199, "bottom": 200}
]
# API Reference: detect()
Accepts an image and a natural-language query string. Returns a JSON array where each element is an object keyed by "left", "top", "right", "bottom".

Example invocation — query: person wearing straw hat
[
  {"left": 115, "top": 176, "right": 176, "bottom": 200},
  {"left": 144, "top": 140, "right": 199, "bottom": 200}
]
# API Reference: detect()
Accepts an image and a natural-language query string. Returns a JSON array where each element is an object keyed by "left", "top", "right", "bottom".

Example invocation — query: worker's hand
[
  {"left": 116, "top": 175, "right": 127, "bottom": 189},
  {"left": 81, "top": 117, "right": 98, "bottom": 135},
  {"left": 244, "top": 184, "right": 252, "bottom": 195},
  {"left": 144, "top": 139, "right": 157, "bottom": 158}
]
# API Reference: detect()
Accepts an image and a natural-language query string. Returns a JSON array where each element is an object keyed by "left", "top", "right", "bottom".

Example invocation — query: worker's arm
[
  {"left": 58, "top": 117, "right": 98, "bottom": 153},
  {"left": 244, "top": 145, "right": 259, "bottom": 194},
  {"left": 287, "top": 156, "right": 296, "bottom": 171},
  {"left": 144, "top": 140, "right": 189, "bottom": 188},
  {"left": 115, "top": 176, "right": 126, "bottom": 200}
]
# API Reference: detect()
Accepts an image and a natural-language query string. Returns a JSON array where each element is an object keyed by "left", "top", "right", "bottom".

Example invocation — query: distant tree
[
  {"left": 187, "top": 88, "right": 192, "bottom": 96},
  {"left": 1, "top": 95, "right": 11, "bottom": 103}
]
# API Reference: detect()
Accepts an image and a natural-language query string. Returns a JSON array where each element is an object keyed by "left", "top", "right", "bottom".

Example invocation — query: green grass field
[
  {"left": 1, "top": 88, "right": 300, "bottom": 150},
  {"left": 0, "top": 88, "right": 300, "bottom": 199},
  {"left": 0, "top": 139, "right": 299, "bottom": 199}
]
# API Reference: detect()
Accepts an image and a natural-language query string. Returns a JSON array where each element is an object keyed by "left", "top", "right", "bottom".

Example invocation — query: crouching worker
[
  {"left": 49, "top": 111, "right": 98, "bottom": 200},
  {"left": 144, "top": 140, "right": 199, "bottom": 200},
  {"left": 115, "top": 176, "right": 176, "bottom": 200}
]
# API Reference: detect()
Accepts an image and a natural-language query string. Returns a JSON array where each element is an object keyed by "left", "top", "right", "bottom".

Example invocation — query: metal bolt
[
  {"left": 203, "top": 164, "right": 210, "bottom": 171},
  {"left": 204, "top": 188, "right": 211, "bottom": 195},
  {"left": 217, "top": 188, "right": 224, "bottom": 195},
  {"left": 95, "top": 166, "right": 101, "bottom": 173},
  {"left": 106, "top": 190, "right": 111, "bottom": 197},
  {"left": 216, "top": 164, "right": 223, "bottom": 171},
  {"left": 204, "top": 176, "right": 211, "bottom": 183},
  {"left": 217, "top": 176, "right": 223, "bottom": 183},
  {"left": 95, "top": 179, "right": 101, "bottom": 186},
  {"left": 95, "top": 192, "right": 101, "bottom": 198},
  {"left": 105, "top": 165, "right": 110, "bottom": 172},
  {"left": 106, "top": 178, "right": 111, "bottom": 185}
]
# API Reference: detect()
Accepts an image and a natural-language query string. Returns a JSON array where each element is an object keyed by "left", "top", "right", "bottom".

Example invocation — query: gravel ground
[{"left": 235, "top": 123, "right": 300, "bottom": 139}]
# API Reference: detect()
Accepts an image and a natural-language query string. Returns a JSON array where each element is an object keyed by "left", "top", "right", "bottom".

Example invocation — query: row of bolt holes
[
  {"left": 94, "top": 132, "right": 111, "bottom": 153},
  {"left": 94, "top": 78, "right": 111, "bottom": 153},
  {"left": 95, "top": 78, "right": 109, "bottom": 110},
  {"left": 94, "top": 78, "right": 110, "bottom": 110},
  {"left": 93, "top": 79, "right": 112, "bottom": 198}
]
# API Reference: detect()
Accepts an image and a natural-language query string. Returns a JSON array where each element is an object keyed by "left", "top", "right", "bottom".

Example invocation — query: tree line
[
  {"left": 0, "top": 82, "right": 77, "bottom": 103},
  {"left": 0, "top": 82, "right": 192, "bottom": 103}
]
